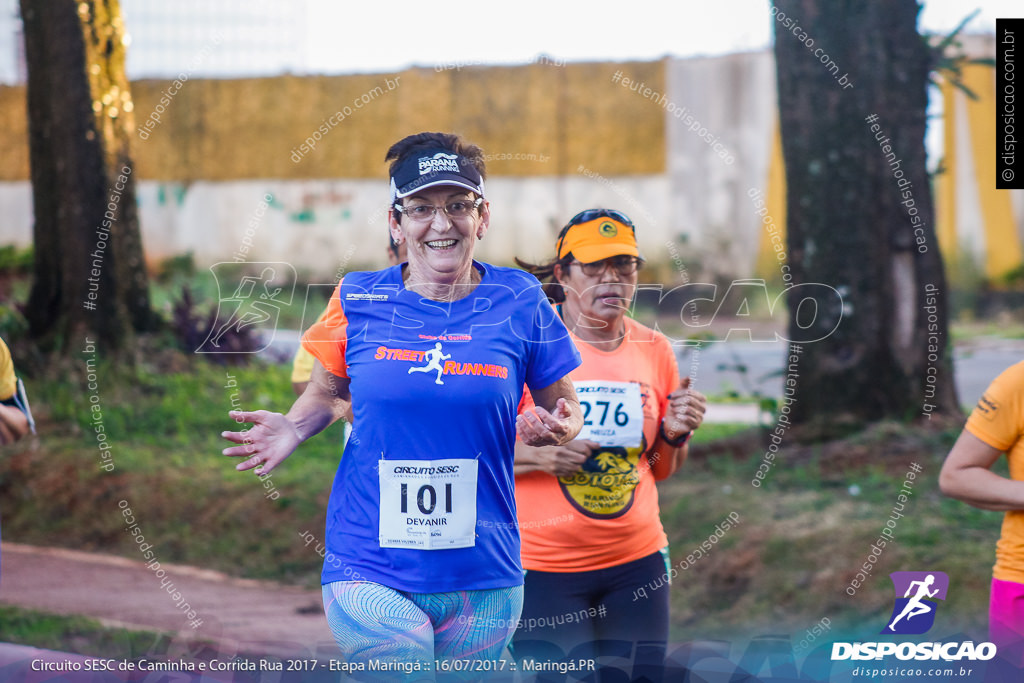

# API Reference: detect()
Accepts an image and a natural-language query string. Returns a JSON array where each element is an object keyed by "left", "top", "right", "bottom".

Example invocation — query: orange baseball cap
[{"left": 555, "top": 209, "right": 642, "bottom": 263}]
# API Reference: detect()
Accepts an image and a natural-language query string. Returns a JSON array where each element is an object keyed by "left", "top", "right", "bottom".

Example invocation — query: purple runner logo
[{"left": 882, "top": 571, "right": 949, "bottom": 635}]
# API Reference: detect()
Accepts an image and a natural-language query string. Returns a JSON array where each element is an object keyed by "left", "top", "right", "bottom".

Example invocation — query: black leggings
[{"left": 511, "top": 549, "right": 670, "bottom": 681}]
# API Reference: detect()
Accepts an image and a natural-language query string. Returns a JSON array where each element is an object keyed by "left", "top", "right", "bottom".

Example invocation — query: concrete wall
[
  {"left": 0, "top": 176, "right": 673, "bottom": 275},
  {"left": 664, "top": 51, "right": 777, "bottom": 279}
]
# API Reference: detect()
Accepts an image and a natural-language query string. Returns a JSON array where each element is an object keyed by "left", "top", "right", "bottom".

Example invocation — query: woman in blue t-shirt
[{"left": 222, "top": 132, "right": 583, "bottom": 669}]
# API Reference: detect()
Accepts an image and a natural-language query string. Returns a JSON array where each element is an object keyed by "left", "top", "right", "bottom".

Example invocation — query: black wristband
[{"left": 659, "top": 420, "right": 691, "bottom": 447}]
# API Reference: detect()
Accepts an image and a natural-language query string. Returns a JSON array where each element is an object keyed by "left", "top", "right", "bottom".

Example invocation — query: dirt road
[{"left": 0, "top": 542, "right": 337, "bottom": 660}]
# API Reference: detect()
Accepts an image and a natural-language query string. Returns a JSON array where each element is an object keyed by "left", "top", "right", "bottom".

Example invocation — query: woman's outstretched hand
[{"left": 221, "top": 409, "right": 303, "bottom": 475}]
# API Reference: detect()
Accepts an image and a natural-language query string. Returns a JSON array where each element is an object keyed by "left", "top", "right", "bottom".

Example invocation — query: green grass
[
  {"left": 3, "top": 360, "right": 347, "bottom": 584},
  {"left": 689, "top": 422, "right": 755, "bottom": 444},
  {"left": 0, "top": 357, "right": 1001, "bottom": 653},
  {"left": 0, "top": 606, "right": 178, "bottom": 660},
  {"left": 663, "top": 425, "right": 995, "bottom": 644},
  {"left": 951, "top": 319, "right": 1024, "bottom": 342},
  {"left": 150, "top": 262, "right": 333, "bottom": 333}
]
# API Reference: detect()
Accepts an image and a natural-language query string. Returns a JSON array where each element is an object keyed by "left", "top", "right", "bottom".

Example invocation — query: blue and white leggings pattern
[{"left": 322, "top": 580, "right": 523, "bottom": 667}]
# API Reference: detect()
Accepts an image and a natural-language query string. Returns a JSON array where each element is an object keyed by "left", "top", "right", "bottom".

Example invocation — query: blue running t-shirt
[{"left": 302, "top": 261, "right": 581, "bottom": 592}]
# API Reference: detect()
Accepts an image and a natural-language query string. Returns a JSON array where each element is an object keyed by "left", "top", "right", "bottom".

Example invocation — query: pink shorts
[{"left": 990, "top": 577, "right": 1024, "bottom": 666}]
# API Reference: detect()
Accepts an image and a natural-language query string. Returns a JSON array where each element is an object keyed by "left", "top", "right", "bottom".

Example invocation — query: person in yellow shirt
[
  {"left": 0, "top": 336, "right": 33, "bottom": 444},
  {"left": 940, "top": 360, "right": 1024, "bottom": 666},
  {"left": 290, "top": 311, "right": 328, "bottom": 397}
]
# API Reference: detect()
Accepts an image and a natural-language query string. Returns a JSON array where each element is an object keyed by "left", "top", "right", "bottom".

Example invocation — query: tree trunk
[
  {"left": 21, "top": 0, "right": 155, "bottom": 354},
  {"left": 773, "top": 0, "right": 958, "bottom": 431}
]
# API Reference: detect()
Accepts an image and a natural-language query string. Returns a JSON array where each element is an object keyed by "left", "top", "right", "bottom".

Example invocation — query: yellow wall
[
  {"left": 756, "top": 117, "right": 787, "bottom": 279},
  {"left": 0, "top": 60, "right": 665, "bottom": 182},
  {"left": 758, "top": 65, "right": 1024, "bottom": 283},
  {"left": 961, "top": 63, "right": 1023, "bottom": 280},
  {"left": 0, "top": 86, "right": 29, "bottom": 180}
]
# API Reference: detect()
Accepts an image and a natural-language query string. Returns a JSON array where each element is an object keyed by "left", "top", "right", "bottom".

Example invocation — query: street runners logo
[
  {"left": 407, "top": 342, "right": 451, "bottom": 385},
  {"left": 376, "top": 341, "right": 509, "bottom": 386},
  {"left": 883, "top": 571, "right": 947, "bottom": 635},
  {"left": 558, "top": 440, "right": 647, "bottom": 518},
  {"left": 418, "top": 152, "right": 460, "bottom": 175},
  {"left": 832, "top": 570, "right": 997, "bottom": 663}
]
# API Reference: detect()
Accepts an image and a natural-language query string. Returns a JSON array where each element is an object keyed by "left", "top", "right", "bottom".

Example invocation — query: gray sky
[
  {"left": 0, "top": 0, "right": 1013, "bottom": 82},
  {"left": 300, "top": 0, "right": 1013, "bottom": 74}
]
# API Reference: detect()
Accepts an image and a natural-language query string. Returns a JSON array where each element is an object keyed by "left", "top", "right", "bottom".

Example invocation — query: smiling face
[
  {"left": 389, "top": 186, "right": 490, "bottom": 285},
  {"left": 554, "top": 254, "right": 639, "bottom": 333}
]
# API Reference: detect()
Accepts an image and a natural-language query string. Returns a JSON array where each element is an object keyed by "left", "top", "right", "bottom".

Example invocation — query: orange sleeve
[
  {"left": 965, "top": 361, "right": 1024, "bottom": 452},
  {"left": 299, "top": 282, "right": 349, "bottom": 378},
  {"left": 518, "top": 386, "right": 536, "bottom": 414},
  {"left": 291, "top": 308, "right": 329, "bottom": 383}
]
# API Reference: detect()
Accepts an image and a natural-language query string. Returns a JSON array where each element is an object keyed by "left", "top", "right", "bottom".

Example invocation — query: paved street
[
  {"left": 675, "top": 337, "right": 1022, "bottom": 411},
  {"left": 262, "top": 330, "right": 1020, "bottom": 419}
]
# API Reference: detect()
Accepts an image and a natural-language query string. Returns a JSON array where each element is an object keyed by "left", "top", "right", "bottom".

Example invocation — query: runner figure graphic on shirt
[
  {"left": 888, "top": 574, "right": 938, "bottom": 630},
  {"left": 408, "top": 342, "right": 450, "bottom": 385}
]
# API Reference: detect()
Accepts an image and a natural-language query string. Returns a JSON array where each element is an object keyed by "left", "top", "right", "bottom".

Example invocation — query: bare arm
[
  {"left": 0, "top": 404, "right": 29, "bottom": 445},
  {"left": 650, "top": 377, "right": 706, "bottom": 481},
  {"left": 516, "top": 376, "right": 583, "bottom": 447},
  {"left": 649, "top": 435, "right": 689, "bottom": 481},
  {"left": 514, "top": 438, "right": 598, "bottom": 477},
  {"left": 222, "top": 361, "right": 351, "bottom": 475},
  {"left": 939, "top": 430, "right": 1024, "bottom": 511}
]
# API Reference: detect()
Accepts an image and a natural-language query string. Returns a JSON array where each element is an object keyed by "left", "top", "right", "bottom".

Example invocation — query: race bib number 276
[{"left": 574, "top": 381, "right": 643, "bottom": 448}]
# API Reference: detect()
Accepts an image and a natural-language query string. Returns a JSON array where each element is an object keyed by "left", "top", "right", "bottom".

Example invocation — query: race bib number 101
[{"left": 378, "top": 458, "right": 477, "bottom": 549}]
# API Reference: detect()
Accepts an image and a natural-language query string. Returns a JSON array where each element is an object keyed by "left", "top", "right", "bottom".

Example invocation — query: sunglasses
[
  {"left": 555, "top": 208, "right": 637, "bottom": 260},
  {"left": 570, "top": 255, "right": 643, "bottom": 277}
]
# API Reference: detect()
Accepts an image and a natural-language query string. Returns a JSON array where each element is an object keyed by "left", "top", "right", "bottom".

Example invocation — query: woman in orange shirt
[
  {"left": 512, "top": 209, "right": 706, "bottom": 679},
  {"left": 940, "top": 361, "right": 1024, "bottom": 666}
]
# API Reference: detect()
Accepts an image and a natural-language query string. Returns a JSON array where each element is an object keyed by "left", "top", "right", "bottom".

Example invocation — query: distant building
[
  {"left": 120, "top": 0, "right": 307, "bottom": 80},
  {"left": 0, "top": 0, "right": 310, "bottom": 84},
  {"left": 0, "top": 0, "right": 22, "bottom": 84}
]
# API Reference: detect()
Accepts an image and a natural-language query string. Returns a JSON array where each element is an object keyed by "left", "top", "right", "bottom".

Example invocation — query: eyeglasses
[
  {"left": 571, "top": 255, "right": 643, "bottom": 277},
  {"left": 394, "top": 197, "right": 484, "bottom": 222}
]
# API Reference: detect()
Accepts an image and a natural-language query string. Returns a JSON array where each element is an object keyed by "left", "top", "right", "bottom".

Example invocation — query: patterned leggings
[{"left": 322, "top": 580, "right": 523, "bottom": 671}]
